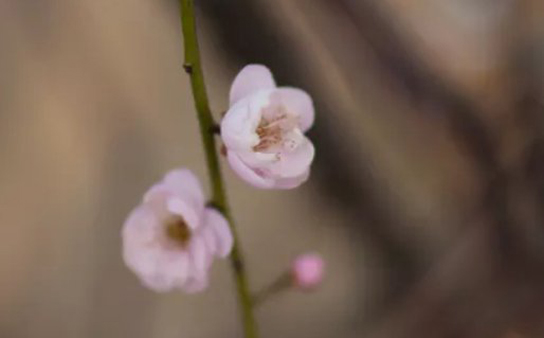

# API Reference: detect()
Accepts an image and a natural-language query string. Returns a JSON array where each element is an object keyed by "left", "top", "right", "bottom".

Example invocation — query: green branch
[{"left": 178, "top": 1, "right": 258, "bottom": 337}]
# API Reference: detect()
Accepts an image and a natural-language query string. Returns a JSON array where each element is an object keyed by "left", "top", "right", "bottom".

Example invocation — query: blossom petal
[
  {"left": 203, "top": 208, "right": 233, "bottom": 258},
  {"left": 183, "top": 275, "right": 209, "bottom": 294},
  {"left": 189, "top": 236, "right": 209, "bottom": 274},
  {"left": 122, "top": 204, "right": 159, "bottom": 242},
  {"left": 140, "top": 271, "right": 175, "bottom": 292},
  {"left": 122, "top": 206, "right": 160, "bottom": 277},
  {"left": 221, "top": 91, "right": 270, "bottom": 152},
  {"left": 163, "top": 169, "right": 205, "bottom": 209},
  {"left": 227, "top": 151, "right": 275, "bottom": 189},
  {"left": 276, "top": 87, "right": 315, "bottom": 132},
  {"left": 270, "top": 137, "right": 315, "bottom": 178},
  {"left": 147, "top": 252, "right": 190, "bottom": 292},
  {"left": 143, "top": 169, "right": 205, "bottom": 220},
  {"left": 166, "top": 197, "right": 200, "bottom": 230},
  {"left": 169, "top": 253, "right": 190, "bottom": 287},
  {"left": 230, "top": 64, "right": 276, "bottom": 105},
  {"left": 122, "top": 205, "right": 164, "bottom": 273},
  {"left": 236, "top": 150, "right": 277, "bottom": 168},
  {"left": 143, "top": 182, "right": 170, "bottom": 204},
  {"left": 124, "top": 246, "right": 164, "bottom": 287},
  {"left": 201, "top": 225, "right": 218, "bottom": 256}
]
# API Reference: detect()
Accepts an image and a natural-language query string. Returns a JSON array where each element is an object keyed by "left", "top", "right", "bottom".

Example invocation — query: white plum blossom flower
[
  {"left": 221, "top": 64, "right": 315, "bottom": 189},
  {"left": 122, "top": 169, "right": 233, "bottom": 293}
]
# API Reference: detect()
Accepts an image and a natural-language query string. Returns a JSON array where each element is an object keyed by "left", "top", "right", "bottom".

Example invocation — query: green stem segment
[
  {"left": 179, "top": 1, "right": 258, "bottom": 337},
  {"left": 252, "top": 272, "right": 292, "bottom": 307}
]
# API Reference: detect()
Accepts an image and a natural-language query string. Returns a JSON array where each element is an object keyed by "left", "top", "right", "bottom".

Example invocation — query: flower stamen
[
  {"left": 253, "top": 110, "right": 298, "bottom": 152},
  {"left": 165, "top": 215, "right": 192, "bottom": 247}
]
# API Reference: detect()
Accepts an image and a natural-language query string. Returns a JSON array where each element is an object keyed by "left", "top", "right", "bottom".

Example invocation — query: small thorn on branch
[{"left": 183, "top": 63, "right": 193, "bottom": 74}]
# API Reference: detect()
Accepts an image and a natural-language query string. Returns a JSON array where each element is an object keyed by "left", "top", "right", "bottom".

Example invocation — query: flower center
[
  {"left": 253, "top": 107, "right": 298, "bottom": 152},
  {"left": 165, "top": 215, "right": 191, "bottom": 247}
]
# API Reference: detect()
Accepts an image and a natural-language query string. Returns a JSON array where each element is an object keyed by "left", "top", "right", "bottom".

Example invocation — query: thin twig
[
  {"left": 252, "top": 272, "right": 292, "bottom": 307},
  {"left": 178, "top": 1, "right": 258, "bottom": 337}
]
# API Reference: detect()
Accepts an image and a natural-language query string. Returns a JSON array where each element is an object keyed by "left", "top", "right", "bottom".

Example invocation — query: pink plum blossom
[
  {"left": 122, "top": 169, "right": 233, "bottom": 293},
  {"left": 291, "top": 253, "right": 324, "bottom": 290},
  {"left": 221, "top": 64, "right": 315, "bottom": 189}
]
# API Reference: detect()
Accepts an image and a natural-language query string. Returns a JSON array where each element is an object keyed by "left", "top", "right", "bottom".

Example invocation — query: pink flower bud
[{"left": 291, "top": 253, "right": 324, "bottom": 290}]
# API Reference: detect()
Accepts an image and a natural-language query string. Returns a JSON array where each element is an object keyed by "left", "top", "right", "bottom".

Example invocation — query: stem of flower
[
  {"left": 252, "top": 272, "right": 292, "bottom": 307},
  {"left": 178, "top": 1, "right": 258, "bottom": 337}
]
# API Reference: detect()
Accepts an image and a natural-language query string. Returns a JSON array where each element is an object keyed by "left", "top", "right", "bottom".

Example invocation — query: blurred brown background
[{"left": 1, "top": 0, "right": 544, "bottom": 337}]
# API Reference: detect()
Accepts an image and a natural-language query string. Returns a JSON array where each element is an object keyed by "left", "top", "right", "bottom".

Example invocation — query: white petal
[
  {"left": 135, "top": 250, "right": 193, "bottom": 292},
  {"left": 169, "top": 253, "right": 190, "bottom": 287},
  {"left": 280, "top": 128, "right": 305, "bottom": 152},
  {"left": 230, "top": 64, "right": 276, "bottom": 105},
  {"left": 122, "top": 205, "right": 163, "bottom": 271},
  {"left": 201, "top": 224, "right": 218, "bottom": 256},
  {"left": 124, "top": 245, "right": 163, "bottom": 284},
  {"left": 227, "top": 151, "right": 275, "bottom": 189},
  {"left": 125, "top": 241, "right": 191, "bottom": 292},
  {"left": 166, "top": 197, "right": 200, "bottom": 230},
  {"left": 140, "top": 271, "right": 175, "bottom": 292},
  {"left": 122, "top": 206, "right": 158, "bottom": 265},
  {"left": 275, "top": 87, "right": 315, "bottom": 132},
  {"left": 269, "top": 137, "right": 315, "bottom": 178},
  {"left": 163, "top": 169, "right": 205, "bottom": 209},
  {"left": 189, "top": 236, "right": 209, "bottom": 273},
  {"left": 237, "top": 150, "right": 277, "bottom": 168},
  {"left": 183, "top": 275, "right": 209, "bottom": 294},
  {"left": 204, "top": 208, "right": 233, "bottom": 258},
  {"left": 221, "top": 91, "right": 270, "bottom": 152},
  {"left": 143, "top": 182, "right": 170, "bottom": 204},
  {"left": 143, "top": 169, "right": 205, "bottom": 223},
  {"left": 122, "top": 204, "right": 159, "bottom": 238},
  {"left": 147, "top": 252, "right": 190, "bottom": 292}
]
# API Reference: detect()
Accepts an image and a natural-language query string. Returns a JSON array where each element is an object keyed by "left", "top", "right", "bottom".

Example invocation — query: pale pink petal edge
[
  {"left": 204, "top": 208, "right": 233, "bottom": 258},
  {"left": 163, "top": 169, "right": 205, "bottom": 207},
  {"left": 269, "top": 137, "right": 315, "bottom": 178},
  {"left": 227, "top": 151, "right": 275, "bottom": 189},
  {"left": 276, "top": 87, "right": 315, "bottom": 132},
  {"left": 229, "top": 64, "right": 276, "bottom": 106}
]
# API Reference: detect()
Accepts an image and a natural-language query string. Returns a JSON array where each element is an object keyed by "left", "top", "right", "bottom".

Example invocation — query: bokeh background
[{"left": 1, "top": 0, "right": 544, "bottom": 337}]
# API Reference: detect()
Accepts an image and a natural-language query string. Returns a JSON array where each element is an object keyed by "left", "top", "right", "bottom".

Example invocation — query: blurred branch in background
[{"left": 195, "top": 0, "right": 544, "bottom": 336}]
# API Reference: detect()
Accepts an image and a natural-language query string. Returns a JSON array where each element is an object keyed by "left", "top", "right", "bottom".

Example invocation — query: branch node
[
  {"left": 183, "top": 63, "right": 193, "bottom": 74},
  {"left": 232, "top": 256, "right": 244, "bottom": 272},
  {"left": 210, "top": 124, "right": 221, "bottom": 135},
  {"left": 206, "top": 201, "right": 225, "bottom": 213}
]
